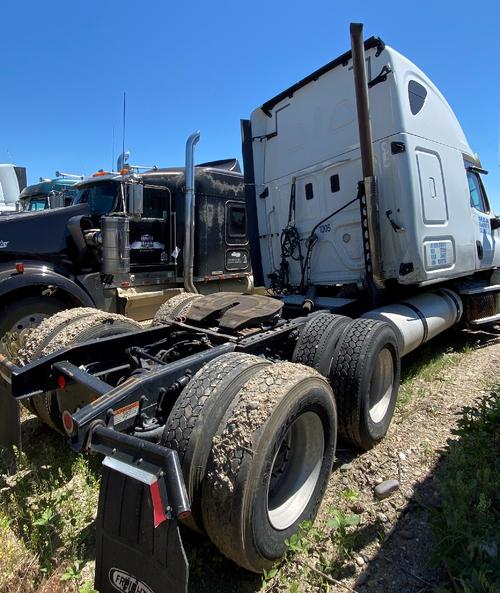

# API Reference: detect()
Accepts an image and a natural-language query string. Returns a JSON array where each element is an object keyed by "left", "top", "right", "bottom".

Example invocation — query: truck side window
[
  {"left": 142, "top": 187, "right": 167, "bottom": 219},
  {"left": 78, "top": 189, "right": 90, "bottom": 203},
  {"left": 76, "top": 182, "right": 117, "bottom": 215},
  {"left": 467, "top": 171, "right": 490, "bottom": 214},
  {"left": 408, "top": 80, "right": 427, "bottom": 115},
  {"left": 227, "top": 204, "right": 247, "bottom": 238}
]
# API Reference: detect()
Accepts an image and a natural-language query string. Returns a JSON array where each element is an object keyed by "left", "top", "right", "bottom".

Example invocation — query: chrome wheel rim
[
  {"left": 267, "top": 411, "right": 324, "bottom": 530},
  {"left": 0, "top": 312, "right": 50, "bottom": 357},
  {"left": 369, "top": 347, "right": 394, "bottom": 423},
  {"left": 10, "top": 312, "right": 49, "bottom": 341}
]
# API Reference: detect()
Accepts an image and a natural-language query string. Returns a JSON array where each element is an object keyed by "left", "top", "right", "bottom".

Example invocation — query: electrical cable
[{"left": 274, "top": 180, "right": 364, "bottom": 293}]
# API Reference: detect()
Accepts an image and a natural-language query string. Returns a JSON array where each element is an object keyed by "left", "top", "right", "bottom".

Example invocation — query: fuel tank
[{"left": 361, "top": 289, "right": 463, "bottom": 355}]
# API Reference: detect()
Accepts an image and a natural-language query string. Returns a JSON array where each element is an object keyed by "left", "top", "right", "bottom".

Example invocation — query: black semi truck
[{"left": 0, "top": 133, "right": 252, "bottom": 355}]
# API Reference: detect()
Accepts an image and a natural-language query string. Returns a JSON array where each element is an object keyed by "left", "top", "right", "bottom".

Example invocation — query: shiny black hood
[{"left": 0, "top": 203, "right": 90, "bottom": 261}]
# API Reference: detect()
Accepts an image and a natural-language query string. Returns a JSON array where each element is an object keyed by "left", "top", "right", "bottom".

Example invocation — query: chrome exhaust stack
[
  {"left": 350, "top": 23, "right": 384, "bottom": 289},
  {"left": 184, "top": 131, "right": 201, "bottom": 294}
]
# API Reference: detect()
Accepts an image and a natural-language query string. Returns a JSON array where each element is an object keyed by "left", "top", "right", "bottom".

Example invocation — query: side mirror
[
  {"left": 127, "top": 182, "right": 143, "bottom": 217},
  {"left": 491, "top": 216, "right": 500, "bottom": 231},
  {"left": 48, "top": 190, "right": 65, "bottom": 209}
]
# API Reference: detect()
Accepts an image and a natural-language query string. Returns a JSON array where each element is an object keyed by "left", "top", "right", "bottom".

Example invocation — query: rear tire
[
  {"left": 162, "top": 352, "right": 271, "bottom": 532},
  {"left": 29, "top": 313, "right": 141, "bottom": 431},
  {"left": 152, "top": 293, "right": 202, "bottom": 326},
  {"left": 17, "top": 307, "right": 98, "bottom": 366},
  {"left": 331, "top": 318, "right": 400, "bottom": 450},
  {"left": 0, "top": 296, "right": 68, "bottom": 358},
  {"left": 292, "top": 312, "right": 351, "bottom": 375},
  {"left": 0, "top": 296, "right": 72, "bottom": 414},
  {"left": 16, "top": 306, "right": 98, "bottom": 415},
  {"left": 202, "top": 362, "right": 336, "bottom": 573}
]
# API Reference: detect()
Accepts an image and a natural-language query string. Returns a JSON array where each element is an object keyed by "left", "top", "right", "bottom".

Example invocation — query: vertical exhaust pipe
[
  {"left": 350, "top": 23, "right": 384, "bottom": 289},
  {"left": 184, "top": 131, "right": 200, "bottom": 294}
]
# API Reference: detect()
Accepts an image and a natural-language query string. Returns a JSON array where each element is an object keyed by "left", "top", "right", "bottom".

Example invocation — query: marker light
[
  {"left": 15, "top": 262, "right": 24, "bottom": 274},
  {"left": 62, "top": 410, "right": 75, "bottom": 436}
]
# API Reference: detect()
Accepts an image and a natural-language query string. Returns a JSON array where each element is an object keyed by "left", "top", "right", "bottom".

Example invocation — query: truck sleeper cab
[
  {"left": 246, "top": 37, "right": 500, "bottom": 290},
  {"left": 71, "top": 159, "right": 251, "bottom": 317}
]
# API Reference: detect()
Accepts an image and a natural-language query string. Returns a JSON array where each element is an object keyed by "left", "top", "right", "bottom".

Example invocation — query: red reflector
[
  {"left": 178, "top": 510, "right": 191, "bottom": 520},
  {"left": 150, "top": 480, "right": 167, "bottom": 528},
  {"left": 15, "top": 262, "right": 24, "bottom": 274},
  {"left": 57, "top": 375, "right": 66, "bottom": 389},
  {"left": 62, "top": 410, "right": 74, "bottom": 435}
]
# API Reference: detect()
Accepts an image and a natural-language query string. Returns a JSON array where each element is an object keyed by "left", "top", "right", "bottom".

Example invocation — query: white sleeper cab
[{"left": 247, "top": 35, "right": 499, "bottom": 290}]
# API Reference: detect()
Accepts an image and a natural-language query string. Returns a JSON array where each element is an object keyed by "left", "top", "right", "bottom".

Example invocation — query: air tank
[
  {"left": 101, "top": 216, "right": 130, "bottom": 275},
  {"left": 361, "top": 289, "right": 463, "bottom": 356}
]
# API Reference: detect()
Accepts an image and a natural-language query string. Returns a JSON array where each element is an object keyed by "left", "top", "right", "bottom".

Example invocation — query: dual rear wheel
[
  {"left": 17, "top": 298, "right": 400, "bottom": 573},
  {"left": 163, "top": 353, "right": 337, "bottom": 572},
  {"left": 293, "top": 313, "right": 400, "bottom": 450}
]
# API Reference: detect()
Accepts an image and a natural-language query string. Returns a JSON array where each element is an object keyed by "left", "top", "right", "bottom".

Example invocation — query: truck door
[
  {"left": 466, "top": 167, "right": 498, "bottom": 270},
  {"left": 129, "top": 184, "right": 174, "bottom": 270}
]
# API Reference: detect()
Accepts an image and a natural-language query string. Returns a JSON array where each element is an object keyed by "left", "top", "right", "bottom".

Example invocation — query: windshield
[
  {"left": 21, "top": 195, "right": 47, "bottom": 211},
  {"left": 75, "top": 181, "right": 119, "bottom": 215}
]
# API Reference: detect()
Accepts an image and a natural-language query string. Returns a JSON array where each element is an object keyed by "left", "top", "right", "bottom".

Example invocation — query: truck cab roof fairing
[{"left": 251, "top": 42, "right": 474, "bottom": 186}]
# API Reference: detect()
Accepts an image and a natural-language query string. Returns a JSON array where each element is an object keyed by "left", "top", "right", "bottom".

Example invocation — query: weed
[
  {"left": 60, "top": 560, "right": 83, "bottom": 582},
  {"left": 0, "top": 428, "right": 100, "bottom": 587},
  {"left": 79, "top": 581, "right": 98, "bottom": 593},
  {"left": 340, "top": 488, "right": 359, "bottom": 501},
  {"left": 431, "top": 388, "right": 500, "bottom": 593},
  {"left": 420, "top": 440, "right": 435, "bottom": 460},
  {"left": 397, "top": 340, "right": 468, "bottom": 413},
  {"left": 326, "top": 509, "right": 360, "bottom": 561}
]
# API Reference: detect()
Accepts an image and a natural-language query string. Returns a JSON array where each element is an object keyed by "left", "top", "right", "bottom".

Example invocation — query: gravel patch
[
  {"left": 16, "top": 307, "right": 98, "bottom": 365},
  {"left": 38, "top": 312, "right": 141, "bottom": 358}
]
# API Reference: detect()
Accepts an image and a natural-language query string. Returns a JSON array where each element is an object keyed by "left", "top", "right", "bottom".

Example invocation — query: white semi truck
[
  {"left": 0, "top": 164, "right": 27, "bottom": 212},
  {"left": 243, "top": 24, "right": 499, "bottom": 342},
  {"left": 0, "top": 23, "right": 498, "bottom": 593}
]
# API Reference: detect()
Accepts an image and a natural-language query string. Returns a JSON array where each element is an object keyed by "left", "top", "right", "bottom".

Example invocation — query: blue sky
[{"left": 1, "top": 1, "right": 499, "bottom": 210}]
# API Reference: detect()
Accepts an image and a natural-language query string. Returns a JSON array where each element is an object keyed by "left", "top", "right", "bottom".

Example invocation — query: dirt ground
[{"left": 184, "top": 324, "right": 500, "bottom": 593}]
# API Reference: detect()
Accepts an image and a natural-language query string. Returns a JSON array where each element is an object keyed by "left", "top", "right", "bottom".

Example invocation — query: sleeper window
[
  {"left": 408, "top": 80, "right": 427, "bottom": 115},
  {"left": 330, "top": 174, "right": 340, "bottom": 193},
  {"left": 227, "top": 204, "right": 247, "bottom": 237}
]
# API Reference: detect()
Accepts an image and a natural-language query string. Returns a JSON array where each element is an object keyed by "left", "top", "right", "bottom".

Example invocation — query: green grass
[
  {"left": 397, "top": 336, "right": 475, "bottom": 413},
  {"left": 260, "top": 506, "right": 362, "bottom": 592},
  {"left": 432, "top": 388, "right": 500, "bottom": 593},
  {"left": 0, "top": 428, "right": 100, "bottom": 592}
]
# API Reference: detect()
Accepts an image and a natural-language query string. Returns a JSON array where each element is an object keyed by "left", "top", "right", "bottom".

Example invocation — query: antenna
[
  {"left": 111, "top": 125, "right": 115, "bottom": 172},
  {"left": 122, "top": 92, "right": 126, "bottom": 164}
]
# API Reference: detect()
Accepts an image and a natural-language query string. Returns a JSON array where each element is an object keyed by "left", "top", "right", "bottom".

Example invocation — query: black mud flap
[
  {"left": 0, "top": 357, "right": 21, "bottom": 466},
  {"left": 92, "top": 428, "right": 190, "bottom": 593}
]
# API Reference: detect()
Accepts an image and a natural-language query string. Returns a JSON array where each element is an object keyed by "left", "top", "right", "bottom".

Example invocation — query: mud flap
[
  {"left": 0, "top": 364, "right": 21, "bottom": 464},
  {"left": 94, "top": 458, "right": 189, "bottom": 593}
]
